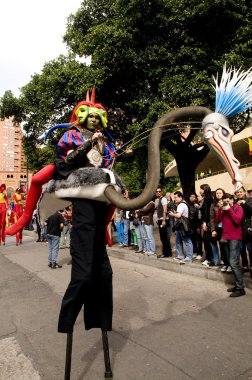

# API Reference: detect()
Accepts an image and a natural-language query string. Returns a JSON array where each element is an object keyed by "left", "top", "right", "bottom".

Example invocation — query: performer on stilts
[{"left": 6, "top": 88, "right": 117, "bottom": 379}]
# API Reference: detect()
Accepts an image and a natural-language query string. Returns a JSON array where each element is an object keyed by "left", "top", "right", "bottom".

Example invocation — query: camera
[{"left": 223, "top": 201, "right": 228, "bottom": 206}]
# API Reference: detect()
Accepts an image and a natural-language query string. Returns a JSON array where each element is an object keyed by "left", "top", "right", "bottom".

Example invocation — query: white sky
[{"left": 0, "top": 0, "right": 82, "bottom": 98}]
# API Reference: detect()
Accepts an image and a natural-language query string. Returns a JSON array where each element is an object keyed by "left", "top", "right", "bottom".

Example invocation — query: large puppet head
[
  {"left": 69, "top": 87, "right": 108, "bottom": 130},
  {"left": 202, "top": 65, "right": 252, "bottom": 191},
  {"left": 45, "top": 86, "right": 112, "bottom": 139}
]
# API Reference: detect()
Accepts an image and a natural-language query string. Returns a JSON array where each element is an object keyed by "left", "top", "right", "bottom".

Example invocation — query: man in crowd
[
  {"left": 216, "top": 193, "right": 245, "bottom": 297},
  {"left": 156, "top": 186, "right": 172, "bottom": 258},
  {"left": 46, "top": 210, "right": 65, "bottom": 269},
  {"left": 169, "top": 191, "right": 193, "bottom": 263}
]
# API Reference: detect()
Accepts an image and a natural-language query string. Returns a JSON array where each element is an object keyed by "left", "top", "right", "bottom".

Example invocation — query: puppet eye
[{"left": 221, "top": 127, "right": 229, "bottom": 137}]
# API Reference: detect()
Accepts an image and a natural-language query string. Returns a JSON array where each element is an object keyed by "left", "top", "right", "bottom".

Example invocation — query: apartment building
[{"left": 0, "top": 117, "right": 29, "bottom": 198}]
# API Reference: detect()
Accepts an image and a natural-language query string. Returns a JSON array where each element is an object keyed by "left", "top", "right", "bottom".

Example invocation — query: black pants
[
  {"left": 58, "top": 199, "right": 113, "bottom": 333},
  {"left": 158, "top": 220, "right": 172, "bottom": 256}
]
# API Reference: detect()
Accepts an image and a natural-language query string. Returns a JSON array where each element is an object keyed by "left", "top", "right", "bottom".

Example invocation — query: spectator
[
  {"left": 33, "top": 210, "right": 42, "bottom": 242},
  {"left": 209, "top": 188, "right": 231, "bottom": 270},
  {"left": 199, "top": 184, "right": 213, "bottom": 268},
  {"left": 59, "top": 207, "right": 72, "bottom": 249},
  {"left": 139, "top": 200, "right": 156, "bottom": 255},
  {"left": 235, "top": 186, "right": 252, "bottom": 277},
  {"left": 155, "top": 186, "right": 172, "bottom": 258},
  {"left": 129, "top": 210, "right": 138, "bottom": 250},
  {"left": 133, "top": 209, "right": 146, "bottom": 253},
  {"left": 115, "top": 208, "right": 124, "bottom": 246},
  {"left": 188, "top": 193, "right": 202, "bottom": 259},
  {"left": 194, "top": 193, "right": 204, "bottom": 260},
  {"left": 165, "top": 192, "right": 176, "bottom": 251},
  {"left": 216, "top": 193, "right": 245, "bottom": 297},
  {"left": 46, "top": 210, "right": 65, "bottom": 269},
  {"left": 121, "top": 191, "right": 131, "bottom": 248},
  {"left": 169, "top": 191, "right": 193, "bottom": 263}
]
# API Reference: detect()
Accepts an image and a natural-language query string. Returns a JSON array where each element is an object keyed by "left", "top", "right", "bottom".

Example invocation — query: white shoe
[
  {"left": 173, "top": 256, "right": 183, "bottom": 261},
  {"left": 196, "top": 255, "right": 202, "bottom": 260},
  {"left": 221, "top": 265, "right": 227, "bottom": 272},
  {"left": 180, "top": 258, "right": 192, "bottom": 264},
  {"left": 193, "top": 254, "right": 197, "bottom": 258},
  {"left": 226, "top": 266, "right": 232, "bottom": 273},
  {"left": 220, "top": 260, "right": 224, "bottom": 265},
  {"left": 202, "top": 260, "right": 210, "bottom": 267}
]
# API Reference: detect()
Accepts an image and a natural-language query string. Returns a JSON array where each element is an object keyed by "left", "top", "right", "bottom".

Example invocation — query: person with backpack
[{"left": 169, "top": 191, "right": 193, "bottom": 264}]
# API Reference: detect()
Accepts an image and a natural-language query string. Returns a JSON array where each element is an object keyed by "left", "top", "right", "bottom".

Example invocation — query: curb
[{"left": 108, "top": 246, "right": 252, "bottom": 289}]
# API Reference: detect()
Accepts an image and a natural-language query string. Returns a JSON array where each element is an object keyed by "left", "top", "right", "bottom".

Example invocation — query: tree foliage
[{"left": 1, "top": 0, "right": 251, "bottom": 191}]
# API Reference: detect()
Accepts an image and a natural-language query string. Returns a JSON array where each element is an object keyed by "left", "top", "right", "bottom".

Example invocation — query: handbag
[
  {"left": 173, "top": 216, "right": 192, "bottom": 235},
  {"left": 142, "top": 215, "right": 151, "bottom": 224}
]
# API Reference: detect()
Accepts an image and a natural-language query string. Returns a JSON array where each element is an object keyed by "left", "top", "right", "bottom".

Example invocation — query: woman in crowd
[
  {"left": 189, "top": 193, "right": 203, "bottom": 259},
  {"left": 115, "top": 208, "right": 124, "bottom": 246},
  {"left": 139, "top": 200, "right": 156, "bottom": 255},
  {"left": 209, "top": 188, "right": 231, "bottom": 270},
  {"left": 199, "top": 184, "right": 213, "bottom": 267}
]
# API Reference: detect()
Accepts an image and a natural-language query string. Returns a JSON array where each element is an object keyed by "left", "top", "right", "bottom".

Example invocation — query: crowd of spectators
[{"left": 113, "top": 184, "right": 252, "bottom": 296}]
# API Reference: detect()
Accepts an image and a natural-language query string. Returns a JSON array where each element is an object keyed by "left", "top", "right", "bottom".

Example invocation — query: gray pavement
[{"left": 0, "top": 232, "right": 252, "bottom": 379}]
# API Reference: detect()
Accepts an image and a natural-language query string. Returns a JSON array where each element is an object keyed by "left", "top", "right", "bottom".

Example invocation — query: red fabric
[
  {"left": 105, "top": 205, "right": 116, "bottom": 247},
  {"left": 216, "top": 204, "right": 244, "bottom": 240},
  {"left": 6, "top": 164, "right": 55, "bottom": 235}
]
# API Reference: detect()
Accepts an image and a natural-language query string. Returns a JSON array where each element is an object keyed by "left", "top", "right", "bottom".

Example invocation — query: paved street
[{"left": 0, "top": 233, "right": 252, "bottom": 380}]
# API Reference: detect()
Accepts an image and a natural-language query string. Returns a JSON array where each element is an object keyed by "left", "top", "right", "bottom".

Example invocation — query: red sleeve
[{"left": 228, "top": 204, "right": 244, "bottom": 225}]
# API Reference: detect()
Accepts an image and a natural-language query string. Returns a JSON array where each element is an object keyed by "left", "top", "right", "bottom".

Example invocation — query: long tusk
[{"left": 105, "top": 106, "right": 212, "bottom": 210}]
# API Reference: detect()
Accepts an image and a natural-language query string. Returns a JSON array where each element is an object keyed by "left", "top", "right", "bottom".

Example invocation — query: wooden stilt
[
  {"left": 102, "top": 330, "right": 113, "bottom": 379},
  {"left": 64, "top": 332, "right": 73, "bottom": 380}
]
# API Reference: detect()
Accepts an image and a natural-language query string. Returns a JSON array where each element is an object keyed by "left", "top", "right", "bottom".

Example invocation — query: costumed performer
[
  {"left": 12, "top": 187, "right": 26, "bottom": 245},
  {"left": 0, "top": 184, "right": 9, "bottom": 245}
]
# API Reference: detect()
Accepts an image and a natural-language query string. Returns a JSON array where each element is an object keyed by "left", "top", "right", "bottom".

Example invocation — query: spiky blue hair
[{"left": 214, "top": 64, "right": 252, "bottom": 118}]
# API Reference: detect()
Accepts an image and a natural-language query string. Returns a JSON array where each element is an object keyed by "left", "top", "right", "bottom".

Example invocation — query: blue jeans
[
  {"left": 210, "top": 241, "right": 220, "bottom": 265},
  {"left": 116, "top": 221, "right": 124, "bottom": 244},
  {"left": 225, "top": 240, "right": 244, "bottom": 289},
  {"left": 175, "top": 231, "right": 193, "bottom": 260},
  {"left": 60, "top": 225, "right": 71, "bottom": 248},
  {"left": 123, "top": 219, "right": 130, "bottom": 246},
  {"left": 135, "top": 223, "right": 145, "bottom": 251},
  {"left": 142, "top": 223, "right": 156, "bottom": 254},
  {"left": 47, "top": 234, "right": 60, "bottom": 264}
]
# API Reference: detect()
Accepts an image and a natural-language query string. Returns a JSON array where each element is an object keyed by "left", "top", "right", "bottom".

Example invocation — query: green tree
[{"left": 1, "top": 0, "right": 251, "bottom": 193}]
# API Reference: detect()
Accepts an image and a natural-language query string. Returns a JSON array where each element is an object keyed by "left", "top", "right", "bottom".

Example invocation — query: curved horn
[{"left": 105, "top": 106, "right": 212, "bottom": 210}]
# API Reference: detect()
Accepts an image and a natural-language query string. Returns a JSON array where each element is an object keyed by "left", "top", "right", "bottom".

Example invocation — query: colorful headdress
[
  {"left": 214, "top": 64, "right": 252, "bottom": 117},
  {"left": 45, "top": 87, "right": 112, "bottom": 140}
]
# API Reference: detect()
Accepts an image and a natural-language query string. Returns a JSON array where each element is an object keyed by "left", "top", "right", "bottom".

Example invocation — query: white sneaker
[
  {"left": 180, "top": 258, "right": 192, "bottom": 264},
  {"left": 196, "top": 255, "right": 202, "bottom": 260},
  {"left": 226, "top": 266, "right": 232, "bottom": 273},
  {"left": 173, "top": 256, "right": 183, "bottom": 261},
  {"left": 221, "top": 265, "right": 227, "bottom": 272},
  {"left": 202, "top": 260, "right": 210, "bottom": 267},
  {"left": 193, "top": 254, "right": 197, "bottom": 258},
  {"left": 220, "top": 260, "right": 224, "bottom": 265}
]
